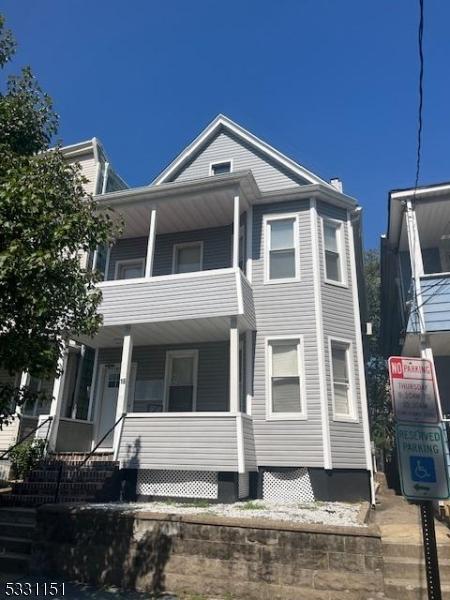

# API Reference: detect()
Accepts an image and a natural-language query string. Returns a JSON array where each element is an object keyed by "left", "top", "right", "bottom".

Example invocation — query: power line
[{"left": 414, "top": 0, "right": 425, "bottom": 192}]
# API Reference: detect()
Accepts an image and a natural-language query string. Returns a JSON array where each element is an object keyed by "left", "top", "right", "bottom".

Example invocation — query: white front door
[{"left": 97, "top": 364, "right": 136, "bottom": 448}]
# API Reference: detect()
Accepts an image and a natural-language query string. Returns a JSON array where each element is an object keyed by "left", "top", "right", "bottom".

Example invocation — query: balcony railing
[
  {"left": 98, "top": 267, "right": 254, "bottom": 328},
  {"left": 407, "top": 273, "right": 450, "bottom": 333}
]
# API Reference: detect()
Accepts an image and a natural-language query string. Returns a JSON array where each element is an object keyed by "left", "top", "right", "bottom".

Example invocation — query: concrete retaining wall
[{"left": 32, "top": 505, "right": 384, "bottom": 599}]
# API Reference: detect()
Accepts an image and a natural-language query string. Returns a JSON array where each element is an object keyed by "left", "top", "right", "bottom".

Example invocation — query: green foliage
[
  {"left": 184, "top": 499, "right": 210, "bottom": 508},
  {"left": 364, "top": 249, "right": 394, "bottom": 457},
  {"left": 0, "top": 15, "right": 120, "bottom": 427},
  {"left": 9, "top": 438, "right": 46, "bottom": 480}
]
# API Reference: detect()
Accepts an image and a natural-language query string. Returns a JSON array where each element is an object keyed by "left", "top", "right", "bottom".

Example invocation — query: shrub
[{"left": 9, "top": 438, "right": 46, "bottom": 479}]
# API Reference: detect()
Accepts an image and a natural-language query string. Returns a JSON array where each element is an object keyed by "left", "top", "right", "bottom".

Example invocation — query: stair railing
[
  {"left": 0, "top": 416, "right": 53, "bottom": 461},
  {"left": 53, "top": 413, "right": 126, "bottom": 503}
]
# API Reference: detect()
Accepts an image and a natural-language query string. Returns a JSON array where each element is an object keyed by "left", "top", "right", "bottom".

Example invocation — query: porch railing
[{"left": 0, "top": 415, "right": 53, "bottom": 461}]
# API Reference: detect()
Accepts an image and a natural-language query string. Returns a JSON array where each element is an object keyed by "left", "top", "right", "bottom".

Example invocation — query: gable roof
[{"left": 151, "top": 114, "right": 332, "bottom": 188}]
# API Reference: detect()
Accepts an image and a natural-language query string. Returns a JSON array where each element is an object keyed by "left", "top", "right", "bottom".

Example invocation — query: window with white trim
[
  {"left": 115, "top": 259, "right": 144, "bottom": 280},
  {"left": 267, "top": 338, "right": 304, "bottom": 418},
  {"left": 322, "top": 219, "right": 345, "bottom": 284},
  {"left": 172, "top": 242, "right": 203, "bottom": 274},
  {"left": 164, "top": 350, "right": 198, "bottom": 412},
  {"left": 330, "top": 340, "right": 355, "bottom": 420},
  {"left": 265, "top": 215, "right": 299, "bottom": 282},
  {"left": 210, "top": 161, "right": 232, "bottom": 175}
]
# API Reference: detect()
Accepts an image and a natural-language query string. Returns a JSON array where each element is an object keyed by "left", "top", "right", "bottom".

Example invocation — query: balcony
[{"left": 407, "top": 273, "right": 450, "bottom": 334}]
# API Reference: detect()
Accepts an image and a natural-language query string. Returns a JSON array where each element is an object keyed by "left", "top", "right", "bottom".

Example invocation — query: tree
[
  {"left": 0, "top": 16, "right": 120, "bottom": 426},
  {"left": 364, "top": 249, "right": 394, "bottom": 461}
]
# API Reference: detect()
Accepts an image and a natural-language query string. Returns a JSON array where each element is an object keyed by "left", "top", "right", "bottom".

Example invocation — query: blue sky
[{"left": 2, "top": 1, "right": 450, "bottom": 248}]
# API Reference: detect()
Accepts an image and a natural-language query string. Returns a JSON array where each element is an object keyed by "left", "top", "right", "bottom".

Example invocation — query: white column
[
  {"left": 246, "top": 206, "right": 253, "bottom": 282},
  {"left": 229, "top": 317, "right": 240, "bottom": 413},
  {"left": 113, "top": 329, "right": 133, "bottom": 453},
  {"left": 15, "top": 372, "right": 30, "bottom": 416},
  {"left": 405, "top": 199, "right": 426, "bottom": 337},
  {"left": 70, "top": 345, "right": 85, "bottom": 419},
  {"left": 87, "top": 348, "right": 99, "bottom": 422},
  {"left": 145, "top": 209, "right": 157, "bottom": 278},
  {"left": 232, "top": 195, "right": 240, "bottom": 269},
  {"left": 47, "top": 347, "right": 69, "bottom": 450},
  {"left": 245, "top": 330, "right": 253, "bottom": 415}
]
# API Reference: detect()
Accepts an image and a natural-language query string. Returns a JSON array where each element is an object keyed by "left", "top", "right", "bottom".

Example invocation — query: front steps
[
  {"left": 0, "top": 507, "right": 36, "bottom": 573},
  {"left": 376, "top": 473, "right": 450, "bottom": 600},
  {"left": 0, "top": 452, "right": 120, "bottom": 507}
]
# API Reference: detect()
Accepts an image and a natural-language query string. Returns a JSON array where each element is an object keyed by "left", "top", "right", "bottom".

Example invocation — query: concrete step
[
  {"left": 384, "top": 578, "right": 450, "bottom": 600},
  {"left": 0, "top": 520, "right": 35, "bottom": 539},
  {"left": 383, "top": 540, "right": 450, "bottom": 560},
  {"left": 0, "top": 507, "right": 36, "bottom": 525},
  {"left": 0, "top": 494, "right": 94, "bottom": 507},
  {"left": 0, "top": 551, "right": 30, "bottom": 574},
  {"left": 0, "top": 535, "right": 32, "bottom": 555},
  {"left": 384, "top": 556, "right": 450, "bottom": 583}
]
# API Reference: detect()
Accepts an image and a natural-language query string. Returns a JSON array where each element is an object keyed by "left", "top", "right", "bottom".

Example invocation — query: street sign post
[
  {"left": 395, "top": 423, "right": 450, "bottom": 501},
  {"left": 390, "top": 355, "right": 448, "bottom": 600},
  {"left": 388, "top": 356, "right": 440, "bottom": 424}
]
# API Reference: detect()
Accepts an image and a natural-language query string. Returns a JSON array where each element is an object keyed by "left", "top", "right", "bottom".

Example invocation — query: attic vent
[{"left": 210, "top": 161, "right": 232, "bottom": 176}]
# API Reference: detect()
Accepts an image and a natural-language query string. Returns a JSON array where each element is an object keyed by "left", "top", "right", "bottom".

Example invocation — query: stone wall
[{"left": 32, "top": 505, "right": 384, "bottom": 600}]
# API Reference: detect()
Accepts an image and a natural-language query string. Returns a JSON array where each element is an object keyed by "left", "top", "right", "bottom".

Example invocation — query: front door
[{"left": 97, "top": 364, "right": 136, "bottom": 448}]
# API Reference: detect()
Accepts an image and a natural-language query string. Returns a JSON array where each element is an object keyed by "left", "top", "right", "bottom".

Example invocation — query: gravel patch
[{"left": 78, "top": 500, "right": 363, "bottom": 527}]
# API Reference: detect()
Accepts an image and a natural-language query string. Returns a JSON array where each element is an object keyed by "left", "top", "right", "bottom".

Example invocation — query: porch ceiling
[
  {"left": 398, "top": 198, "right": 450, "bottom": 252},
  {"left": 75, "top": 315, "right": 251, "bottom": 348},
  {"left": 97, "top": 171, "right": 257, "bottom": 238}
]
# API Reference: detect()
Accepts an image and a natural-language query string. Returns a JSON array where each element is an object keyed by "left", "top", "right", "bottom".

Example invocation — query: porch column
[
  {"left": 47, "top": 347, "right": 70, "bottom": 451},
  {"left": 15, "top": 372, "right": 31, "bottom": 416},
  {"left": 145, "top": 209, "right": 157, "bottom": 278},
  {"left": 405, "top": 199, "right": 426, "bottom": 337},
  {"left": 113, "top": 328, "right": 133, "bottom": 454},
  {"left": 229, "top": 317, "right": 240, "bottom": 413},
  {"left": 232, "top": 195, "right": 240, "bottom": 269},
  {"left": 245, "top": 330, "right": 253, "bottom": 415}
]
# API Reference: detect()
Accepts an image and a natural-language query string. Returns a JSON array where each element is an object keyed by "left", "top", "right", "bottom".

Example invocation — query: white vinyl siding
[
  {"left": 329, "top": 339, "right": 357, "bottom": 421},
  {"left": 264, "top": 214, "right": 300, "bottom": 283},
  {"left": 172, "top": 242, "right": 203, "bottom": 274},
  {"left": 266, "top": 337, "right": 306, "bottom": 420},
  {"left": 322, "top": 218, "right": 346, "bottom": 285}
]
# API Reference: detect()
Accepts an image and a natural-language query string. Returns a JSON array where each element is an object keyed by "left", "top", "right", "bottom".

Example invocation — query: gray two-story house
[{"left": 1, "top": 115, "right": 373, "bottom": 503}]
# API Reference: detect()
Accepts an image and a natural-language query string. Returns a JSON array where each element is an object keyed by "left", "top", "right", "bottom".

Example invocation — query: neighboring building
[
  {"left": 1, "top": 115, "right": 373, "bottom": 502},
  {"left": 381, "top": 182, "right": 450, "bottom": 417}
]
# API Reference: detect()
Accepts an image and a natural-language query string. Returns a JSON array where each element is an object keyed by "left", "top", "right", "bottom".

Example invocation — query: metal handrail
[
  {"left": 53, "top": 413, "right": 126, "bottom": 503},
  {"left": 0, "top": 416, "right": 53, "bottom": 460}
]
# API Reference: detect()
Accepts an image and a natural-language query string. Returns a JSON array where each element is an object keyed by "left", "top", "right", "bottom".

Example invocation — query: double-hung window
[
  {"left": 164, "top": 350, "right": 198, "bottom": 412},
  {"left": 322, "top": 219, "right": 345, "bottom": 284},
  {"left": 264, "top": 214, "right": 299, "bottom": 282},
  {"left": 267, "top": 338, "right": 305, "bottom": 419},
  {"left": 330, "top": 339, "right": 356, "bottom": 421},
  {"left": 115, "top": 259, "right": 144, "bottom": 280},
  {"left": 172, "top": 242, "right": 203, "bottom": 274}
]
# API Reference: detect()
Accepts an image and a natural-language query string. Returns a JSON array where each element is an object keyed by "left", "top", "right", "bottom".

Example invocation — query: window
[
  {"left": 267, "top": 338, "right": 305, "bottom": 419},
  {"left": 210, "top": 160, "right": 232, "bottom": 176},
  {"left": 330, "top": 339, "right": 356, "bottom": 420},
  {"left": 115, "top": 259, "right": 144, "bottom": 280},
  {"left": 322, "top": 219, "right": 345, "bottom": 284},
  {"left": 172, "top": 242, "right": 203, "bottom": 274},
  {"left": 164, "top": 350, "right": 198, "bottom": 412},
  {"left": 264, "top": 214, "right": 299, "bottom": 282}
]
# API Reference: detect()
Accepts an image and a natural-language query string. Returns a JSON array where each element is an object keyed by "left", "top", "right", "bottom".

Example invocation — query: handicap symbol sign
[{"left": 410, "top": 456, "right": 436, "bottom": 484}]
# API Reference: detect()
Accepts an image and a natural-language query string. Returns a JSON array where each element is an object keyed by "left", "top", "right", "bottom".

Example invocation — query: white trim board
[{"left": 152, "top": 114, "right": 332, "bottom": 188}]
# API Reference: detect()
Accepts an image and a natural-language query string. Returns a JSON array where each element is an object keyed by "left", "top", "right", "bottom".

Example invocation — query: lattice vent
[
  {"left": 137, "top": 469, "right": 218, "bottom": 499},
  {"left": 262, "top": 468, "right": 314, "bottom": 503},
  {"left": 238, "top": 473, "right": 250, "bottom": 499}
]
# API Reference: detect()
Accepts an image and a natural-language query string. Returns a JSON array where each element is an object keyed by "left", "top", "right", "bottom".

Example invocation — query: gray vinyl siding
[
  {"left": 317, "top": 201, "right": 366, "bottom": 469},
  {"left": 251, "top": 199, "right": 325, "bottom": 468},
  {"left": 118, "top": 415, "right": 239, "bottom": 471},
  {"left": 242, "top": 415, "right": 257, "bottom": 470},
  {"left": 168, "top": 130, "right": 310, "bottom": 192},
  {"left": 99, "top": 269, "right": 240, "bottom": 326},
  {"left": 241, "top": 273, "right": 256, "bottom": 330},
  {"left": 97, "top": 342, "right": 229, "bottom": 412},
  {"left": 106, "top": 226, "right": 232, "bottom": 281}
]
